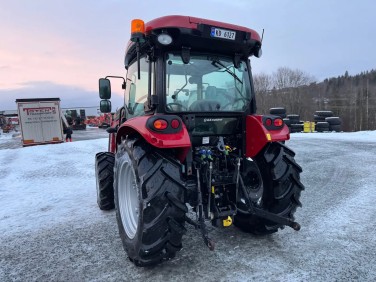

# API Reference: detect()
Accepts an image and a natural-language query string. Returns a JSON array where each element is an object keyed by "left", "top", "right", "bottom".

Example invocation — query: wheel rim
[
  {"left": 118, "top": 160, "right": 139, "bottom": 239},
  {"left": 238, "top": 160, "right": 263, "bottom": 210},
  {"left": 244, "top": 170, "right": 263, "bottom": 200}
]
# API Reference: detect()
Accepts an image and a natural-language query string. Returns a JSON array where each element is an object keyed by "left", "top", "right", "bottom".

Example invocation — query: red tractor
[{"left": 95, "top": 15, "right": 304, "bottom": 266}]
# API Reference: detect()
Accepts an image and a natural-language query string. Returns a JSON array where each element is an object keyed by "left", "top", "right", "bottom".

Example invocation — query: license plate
[{"left": 210, "top": 27, "right": 236, "bottom": 40}]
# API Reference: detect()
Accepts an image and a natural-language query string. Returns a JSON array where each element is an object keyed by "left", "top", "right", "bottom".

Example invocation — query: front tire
[
  {"left": 114, "top": 137, "right": 187, "bottom": 266},
  {"left": 95, "top": 152, "right": 115, "bottom": 210},
  {"left": 234, "top": 142, "right": 304, "bottom": 235}
]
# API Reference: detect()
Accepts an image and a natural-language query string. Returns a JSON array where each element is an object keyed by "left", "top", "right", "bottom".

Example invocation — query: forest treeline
[{"left": 254, "top": 67, "right": 376, "bottom": 132}]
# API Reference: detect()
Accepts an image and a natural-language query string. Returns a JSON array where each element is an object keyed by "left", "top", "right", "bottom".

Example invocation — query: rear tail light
[
  {"left": 153, "top": 119, "right": 168, "bottom": 130},
  {"left": 147, "top": 116, "right": 183, "bottom": 133},
  {"left": 274, "top": 118, "right": 284, "bottom": 127},
  {"left": 263, "top": 116, "right": 285, "bottom": 129},
  {"left": 170, "top": 119, "right": 180, "bottom": 129},
  {"left": 265, "top": 118, "right": 272, "bottom": 127}
]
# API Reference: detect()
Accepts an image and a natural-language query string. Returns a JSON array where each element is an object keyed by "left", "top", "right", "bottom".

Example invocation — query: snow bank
[{"left": 291, "top": 130, "right": 376, "bottom": 142}]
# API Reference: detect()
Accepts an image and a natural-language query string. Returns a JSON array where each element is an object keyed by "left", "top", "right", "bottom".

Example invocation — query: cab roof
[
  {"left": 145, "top": 15, "right": 261, "bottom": 42},
  {"left": 125, "top": 15, "right": 262, "bottom": 68}
]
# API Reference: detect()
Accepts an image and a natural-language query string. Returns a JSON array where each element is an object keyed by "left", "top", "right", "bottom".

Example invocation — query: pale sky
[{"left": 1, "top": 0, "right": 375, "bottom": 110}]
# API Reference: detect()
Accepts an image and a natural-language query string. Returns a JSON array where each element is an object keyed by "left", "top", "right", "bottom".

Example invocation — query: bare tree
[
  {"left": 253, "top": 72, "right": 273, "bottom": 113},
  {"left": 274, "top": 67, "right": 316, "bottom": 89},
  {"left": 253, "top": 67, "right": 376, "bottom": 131},
  {"left": 253, "top": 72, "right": 273, "bottom": 93}
]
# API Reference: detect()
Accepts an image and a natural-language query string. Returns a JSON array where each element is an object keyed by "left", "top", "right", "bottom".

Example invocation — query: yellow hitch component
[
  {"left": 266, "top": 133, "right": 272, "bottom": 141},
  {"left": 223, "top": 216, "right": 233, "bottom": 227},
  {"left": 225, "top": 145, "right": 232, "bottom": 152}
]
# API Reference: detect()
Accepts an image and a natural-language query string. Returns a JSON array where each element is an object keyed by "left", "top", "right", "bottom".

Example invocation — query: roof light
[
  {"left": 157, "top": 33, "right": 173, "bottom": 45},
  {"left": 131, "top": 19, "right": 145, "bottom": 42}
]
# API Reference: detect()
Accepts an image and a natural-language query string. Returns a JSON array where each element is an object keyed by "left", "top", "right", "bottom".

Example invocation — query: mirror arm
[
  {"left": 148, "top": 55, "right": 152, "bottom": 107},
  {"left": 105, "top": 76, "right": 126, "bottom": 89},
  {"left": 136, "top": 42, "right": 141, "bottom": 80},
  {"left": 145, "top": 54, "right": 158, "bottom": 113}
]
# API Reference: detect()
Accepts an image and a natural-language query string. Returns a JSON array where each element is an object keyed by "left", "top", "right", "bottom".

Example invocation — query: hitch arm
[
  {"left": 239, "top": 177, "right": 300, "bottom": 231},
  {"left": 196, "top": 167, "right": 215, "bottom": 251},
  {"left": 251, "top": 207, "right": 301, "bottom": 231}
]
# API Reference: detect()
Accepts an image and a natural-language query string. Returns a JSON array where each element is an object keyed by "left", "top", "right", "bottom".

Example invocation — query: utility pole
[
  {"left": 319, "top": 86, "right": 321, "bottom": 109},
  {"left": 366, "top": 78, "right": 369, "bottom": 130},
  {"left": 354, "top": 91, "right": 357, "bottom": 131}
]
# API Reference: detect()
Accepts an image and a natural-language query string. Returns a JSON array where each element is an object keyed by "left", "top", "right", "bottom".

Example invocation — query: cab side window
[{"left": 125, "top": 57, "right": 153, "bottom": 117}]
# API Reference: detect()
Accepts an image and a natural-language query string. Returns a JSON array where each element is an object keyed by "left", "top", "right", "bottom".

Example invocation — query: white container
[{"left": 16, "top": 98, "right": 64, "bottom": 146}]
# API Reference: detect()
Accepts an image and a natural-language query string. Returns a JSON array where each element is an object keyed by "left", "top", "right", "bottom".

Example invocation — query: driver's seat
[
  {"left": 189, "top": 100, "right": 220, "bottom": 111},
  {"left": 188, "top": 86, "right": 221, "bottom": 111},
  {"left": 205, "top": 86, "right": 217, "bottom": 100}
]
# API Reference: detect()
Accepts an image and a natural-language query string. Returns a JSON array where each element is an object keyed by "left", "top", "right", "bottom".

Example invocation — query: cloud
[
  {"left": 0, "top": 81, "right": 124, "bottom": 111},
  {"left": 0, "top": 19, "right": 124, "bottom": 93},
  {"left": 1, "top": 0, "right": 376, "bottom": 102}
]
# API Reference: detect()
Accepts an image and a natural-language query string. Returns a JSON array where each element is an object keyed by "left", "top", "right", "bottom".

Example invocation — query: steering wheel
[
  {"left": 166, "top": 103, "right": 188, "bottom": 111},
  {"left": 221, "top": 98, "right": 249, "bottom": 110}
]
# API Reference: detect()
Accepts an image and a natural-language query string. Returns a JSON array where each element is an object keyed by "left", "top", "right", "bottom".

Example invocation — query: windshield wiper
[
  {"left": 212, "top": 60, "right": 243, "bottom": 84},
  {"left": 212, "top": 59, "right": 249, "bottom": 102}
]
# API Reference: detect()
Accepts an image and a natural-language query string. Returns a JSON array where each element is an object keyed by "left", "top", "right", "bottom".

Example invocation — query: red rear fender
[
  {"left": 116, "top": 116, "right": 191, "bottom": 162},
  {"left": 245, "top": 115, "right": 290, "bottom": 157}
]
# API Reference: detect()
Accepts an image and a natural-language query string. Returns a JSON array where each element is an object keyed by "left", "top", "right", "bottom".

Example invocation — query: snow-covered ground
[
  {"left": 1, "top": 131, "right": 375, "bottom": 281},
  {"left": 293, "top": 130, "right": 376, "bottom": 142}
]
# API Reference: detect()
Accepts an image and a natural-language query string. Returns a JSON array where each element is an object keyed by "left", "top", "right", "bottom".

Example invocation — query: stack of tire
[
  {"left": 314, "top": 111, "right": 342, "bottom": 132},
  {"left": 269, "top": 107, "right": 286, "bottom": 118},
  {"left": 287, "top": 114, "right": 304, "bottom": 133}
]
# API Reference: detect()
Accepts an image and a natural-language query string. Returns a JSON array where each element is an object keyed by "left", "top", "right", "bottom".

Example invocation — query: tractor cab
[
  {"left": 99, "top": 15, "right": 265, "bottom": 151},
  {"left": 99, "top": 15, "right": 262, "bottom": 119}
]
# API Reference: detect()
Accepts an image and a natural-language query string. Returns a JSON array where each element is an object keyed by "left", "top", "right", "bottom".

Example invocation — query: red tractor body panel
[
  {"left": 115, "top": 116, "right": 191, "bottom": 162},
  {"left": 109, "top": 132, "right": 116, "bottom": 153},
  {"left": 245, "top": 115, "right": 290, "bottom": 157}
]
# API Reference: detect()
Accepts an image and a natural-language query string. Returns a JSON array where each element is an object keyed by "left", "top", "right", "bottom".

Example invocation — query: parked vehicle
[
  {"left": 16, "top": 98, "right": 64, "bottom": 146},
  {"left": 64, "top": 109, "right": 87, "bottom": 130},
  {"left": 95, "top": 16, "right": 304, "bottom": 266}
]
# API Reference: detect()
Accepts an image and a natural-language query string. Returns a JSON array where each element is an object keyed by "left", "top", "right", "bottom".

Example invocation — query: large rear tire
[
  {"left": 114, "top": 137, "right": 187, "bottom": 266},
  {"left": 95, "top": 152, "right": 115, "bottom": 210},
  {"left": 234, "top": 142, "right": 304, "bottom": 235}
]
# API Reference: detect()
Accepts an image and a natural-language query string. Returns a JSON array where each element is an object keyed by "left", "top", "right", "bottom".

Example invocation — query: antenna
[{"left": 261, "top": 29, "right": 265, "bottom": 43}]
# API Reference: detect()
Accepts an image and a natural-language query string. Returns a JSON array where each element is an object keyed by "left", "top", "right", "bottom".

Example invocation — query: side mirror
[
  {"left": 100, "top": 100, "right": 112, "bottom": 113},
  {"left": 99, "top": 78, "right": 111, "bottom": 99}
]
